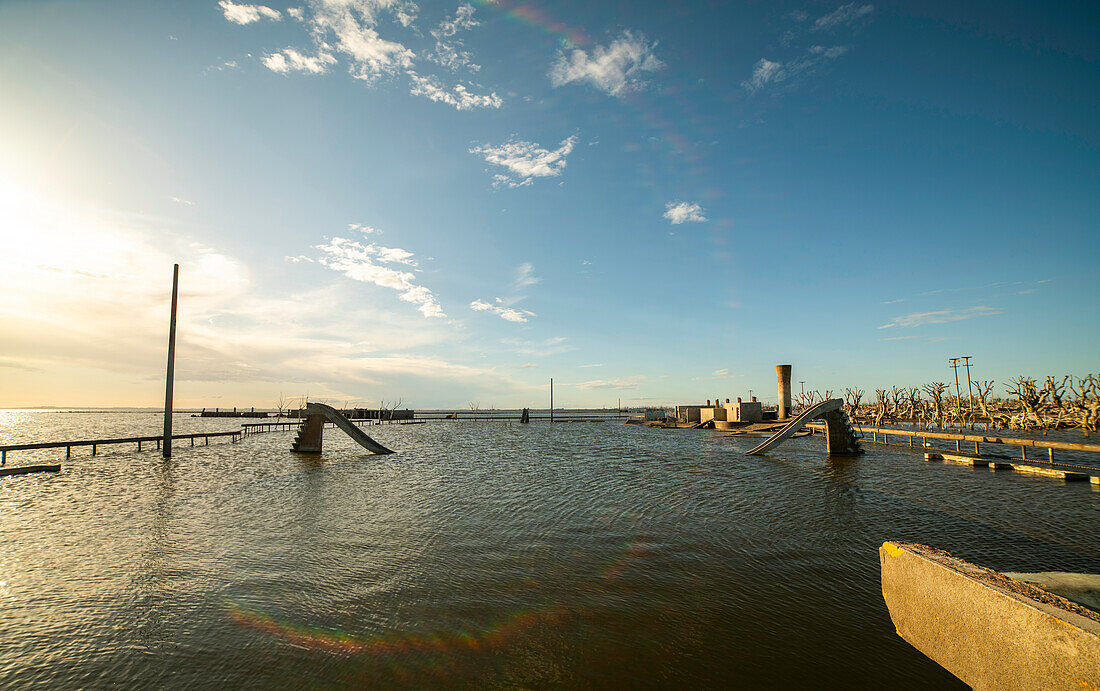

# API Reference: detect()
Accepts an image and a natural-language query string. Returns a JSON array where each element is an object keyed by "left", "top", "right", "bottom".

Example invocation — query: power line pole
[
  {"left": 799, "top": 381, "right": 805, "bottom": 396},
  {"left": 960, "top": 356, "right": 974, "bottom": 413},
  {"left": 948, "top": 358, "right": 963, "bottom": 411},
  {"left": 163, "top": 264, "right": 179, "bottom": 459},
  {"left": 550, "top": 378, "right": 553, "bottom": 424}
]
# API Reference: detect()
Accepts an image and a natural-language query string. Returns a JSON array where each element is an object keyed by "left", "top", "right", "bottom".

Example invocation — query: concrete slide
[
  {"left": 745, "top": 398, "right": 842, "bottom": 455},
  {"left": 304, "top": 402, "right": 394, "bottom": 455}
]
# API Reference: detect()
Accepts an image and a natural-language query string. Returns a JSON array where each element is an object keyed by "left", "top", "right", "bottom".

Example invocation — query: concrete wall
[
  {"left": 675, "top": 405, "right": 702, "bottom": 423},
  {"left": 730, "top": 401, "right": 762, "bottom": 422},
  {"left": 880, "top": 541, "right": 1099, "bottom": 690}
]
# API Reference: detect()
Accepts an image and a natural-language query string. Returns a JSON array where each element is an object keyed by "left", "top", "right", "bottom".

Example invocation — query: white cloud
[
  {"left": 470, "top": 136, "right": 578, "bottom": 188},
  {"left": 813, "top": 3, "right": 874, "bottom": 30},
  {"left": 219, "top": 0, "right": 281, "bottom": 24},
  {"left": 170, "top": 196, "right": 195, "bottom": 206},
  {"left": 516, "top": 363, "right": 538, "bottom": 369},
  {"left": 809, "top": 44, "right": 849, "bottom": 59},
  {"left": 348, "top": 223, "right": 381, "bottom": 235},
  {"left": 742, "top": 46, "right": 850, "bottom": 93},
  {"left": 513, "top": 262, "right": 540, "bottom": 290},
  {"left": 429, "top": 3, "right": 480, "bottom": 71},
  {"left": 502, "top": 336, "right": 576, "bottom": 357},
  {"left": 256, "top": 0, "right": 416, "bottom": 85},
  {"left": 877, "top": 306, "right": 1002, "bottom": 329},
  {"left": 663, "top": 201, "right": 707, "bottom": 224},
  {"left": 262, "top": 48, "right": 337, "bottom": 74},
  {"left": 712, "top": 368, "right": 729, "bottom": 376},
  {"left": 743, "top": 58, "right": 784, "bottom": 92},
  {"left": 470, "top": 298, "right": 535, "bottom": 323},
  {"left": 549, "top": 30, "right": 663, "bottom": 96},
  {"left": 313, "top": 236, "right": 444, "bottom": 318},
  {"left": 407, "top": 72, "right": 502, "bottom": 110},
  {"left": 578, "top": 363, "right": 604, "bottom": 368},
  {"left": 577, "top": 376, "right": 646, "bottom": 391}
]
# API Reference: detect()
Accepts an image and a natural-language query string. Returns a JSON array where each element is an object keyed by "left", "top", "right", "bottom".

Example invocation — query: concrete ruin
[
  {"left": 880, "top": 541, "right": 1099, "bottom": 689},
  {"left": 291, "top": 402, "right": 394, "bottom": 455},
  {"left": 776, "top": 364, "right": 792, "bottom": 420}
]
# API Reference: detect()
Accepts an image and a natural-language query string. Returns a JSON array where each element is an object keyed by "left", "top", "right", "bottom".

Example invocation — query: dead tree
[
  {"left": 844, "top": 388, "right": 864, "bottom": 420},
  {"left": 1068, "top": 375, "right": 1100, "bottom": 437},
  {"left": 922, "top": 382, "right": 947, "bottom": 429},
  {"left": 1005, "top": 377, "right": 1045, "bottom": 430}
]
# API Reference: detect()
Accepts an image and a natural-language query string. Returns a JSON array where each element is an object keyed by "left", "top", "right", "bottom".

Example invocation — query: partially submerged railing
[
  {"left": 0, "top": 431, "right": 242, "bottom": 466},
  {"left": 807, "top": 422, "right": 1100, "bottom": 465}
]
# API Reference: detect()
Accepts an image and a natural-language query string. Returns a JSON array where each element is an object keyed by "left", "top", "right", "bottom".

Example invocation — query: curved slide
[
  {"left": 296, "top": 402, "right": 395, "bottom": 455},
  {"left": 746, "top": 398, "right": 842, "bottom": 455}
]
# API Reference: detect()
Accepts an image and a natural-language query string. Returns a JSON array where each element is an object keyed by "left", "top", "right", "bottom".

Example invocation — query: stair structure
[
  {"left": 747, "top": 399, "right": 864, "bottom": 456},
  {"left": 290, "top": 402, "right": 394, "bottom": 455}
]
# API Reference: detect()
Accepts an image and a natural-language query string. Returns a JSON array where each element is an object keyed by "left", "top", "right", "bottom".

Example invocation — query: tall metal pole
[
  {"left": 961, "top": 356, "right": 974, "bottom": 413},
  {"left": 163, "top": 264, "right": 179, "bottom": 458},
  {"left": 949, "top": 358, "right": 962, "bottom": 410},
  {"left": 550, "top": 378, "right": 553, "bottom": 424}
]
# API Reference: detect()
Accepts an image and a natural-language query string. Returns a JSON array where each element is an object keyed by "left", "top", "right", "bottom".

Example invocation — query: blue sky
[{"left": 0, "top": 0, "right": 1097, "bottom": 408}]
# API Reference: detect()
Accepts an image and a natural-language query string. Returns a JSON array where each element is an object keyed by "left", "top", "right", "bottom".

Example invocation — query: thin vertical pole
[
  {"left": 962, "top": 356, "right": 974, "bottom": 414},
  {"left": 163, "top": 264, "right": 179, "bottom": 459},
  {"left": 550, "top": 378, "right": 554, "bottom": 424},
  {"left": 949, "top": 358, "right": 962, "bottom": 425}
]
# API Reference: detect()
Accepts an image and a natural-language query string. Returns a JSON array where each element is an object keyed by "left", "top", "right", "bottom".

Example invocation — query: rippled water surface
[{"left": 1, "top": 412, "right": 1098, "bottom": 688}]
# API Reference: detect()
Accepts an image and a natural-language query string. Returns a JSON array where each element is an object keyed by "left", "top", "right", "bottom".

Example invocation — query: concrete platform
[
  {"left": 880, "top": 541, "right": 1100, "bottom": 690},
  {"left": 0, "top": 464, "right": 61, "bottom": 477},
  {"left": 924, "top": 452, "right": 988, "bottom": 467},
  {"left": 1010, "top": 463, "right": 1090, "bottom": 481}
]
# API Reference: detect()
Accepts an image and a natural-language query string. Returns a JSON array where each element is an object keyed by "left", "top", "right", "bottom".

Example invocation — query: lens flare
[{"left": 225, "top": 600, "right": 571, "bottom": 658}]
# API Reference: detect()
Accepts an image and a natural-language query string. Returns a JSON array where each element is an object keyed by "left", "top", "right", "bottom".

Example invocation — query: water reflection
[{"left": 0, "top": 413, "right": 1096, "bottom": 687}]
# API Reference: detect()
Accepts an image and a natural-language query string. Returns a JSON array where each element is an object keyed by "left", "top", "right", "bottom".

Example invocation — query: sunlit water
[{"left": 1, "top": 412, "right": 1097, "bottom": 688}]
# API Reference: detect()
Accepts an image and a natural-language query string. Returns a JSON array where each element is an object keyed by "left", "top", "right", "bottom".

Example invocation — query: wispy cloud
[
  {"left": 262, "top": 48, "right": 337, "bottom": 74},
  {"left": 470, "top": 298, "right": 535, "bottom": 323},
  {"left": 516, "top": 363, "right": 538, "bottom": 369},
  {"left": 578, "top": 363, "right": 604, "bottom": 368},
  {"left": 663, "top": 201, "right": 707, "bottom": 224},
  {"left": 502, "top": 336, "right": 577, "bottom": 357},
  {"left": 470, "top": 136, "right": 577, "bottom": 188},
  {"left": 313, "top": 236, "right": 444, "bottom": 318},
  {"left": 240, "top": 0, "right": 416, "bottom": 84},
  {"left": 219, "top": 0, "right": 280, "bottom": 25},
  {"left": 407, "top": 72, "right": 501, "bottom": 110},
  {"left": 878, "top": 305, "right": 1001, "bottom": 329},
  {"left": 549, "top": 31, "right": 663, "bottom": 96},
  {"left": 577, "top": 376, "right": 646, "bottom": 391},
  {"left": 881, "top": 298, "right": 904, "bottom": 304},
  {"left": 813, "top": 3, "right": 874, "bottom": 31},
  {"left": 742, "top": 47, "right": 849, "bottom": 93},
  {"left": 513, "top": 262, "right": 540, "bottom": 290},
  {"left": 170, "top": 196, "right": 195, "bottom": 207},
  {"left": 743, "top": 4, "right": 869, "bottom": 94},
  {"left": 428, "top": 3, "right": 480, "bottom": 71}
]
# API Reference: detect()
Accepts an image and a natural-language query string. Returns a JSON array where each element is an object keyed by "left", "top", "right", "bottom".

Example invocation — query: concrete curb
[{"left": 880, "top": 541, "right": 1100, "bottom": 690}]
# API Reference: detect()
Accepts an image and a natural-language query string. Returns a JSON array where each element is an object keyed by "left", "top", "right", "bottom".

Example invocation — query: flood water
[{"left": 1, "top": 412, "right": 1097, "bottom": 688}]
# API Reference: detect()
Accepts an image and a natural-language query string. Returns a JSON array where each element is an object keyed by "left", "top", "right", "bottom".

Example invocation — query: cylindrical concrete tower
[{"left": 776, "top": 364, "right": 792, "bottom": 420}]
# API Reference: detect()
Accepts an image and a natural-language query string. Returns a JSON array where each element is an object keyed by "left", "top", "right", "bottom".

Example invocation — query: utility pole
[
  {"left": 550, "top": 378, "right": 553, "bottom": 424},
  {"left": 162, "top": 264, "right": 179, "bottom": 459},
  {"left": 960, "top": 356, "right": 974, "bottom": 413},
  {"left": 799, "top": 381, "right": 805, "bottom": 396},
  {"left": 948, "top": 358, "right": 963, "bottom": 411}
]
